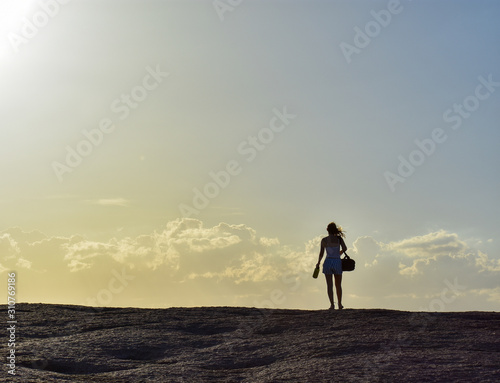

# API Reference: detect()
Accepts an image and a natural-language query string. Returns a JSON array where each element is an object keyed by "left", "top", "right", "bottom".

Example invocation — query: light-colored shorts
[{"left": 322, "top": 257, "right": 342, "bottom": 275}]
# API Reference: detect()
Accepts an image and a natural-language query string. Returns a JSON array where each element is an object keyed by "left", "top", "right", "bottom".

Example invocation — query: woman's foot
[
  {"left": 329, "top": 304, "right": 335, "bottom": 310},
  {"left": 338, "top": 304, "right": 344, "bottom": 310}
]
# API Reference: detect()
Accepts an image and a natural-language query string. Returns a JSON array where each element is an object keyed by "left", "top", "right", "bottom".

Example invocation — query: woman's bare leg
[
  {"left": 334, "top": 274, "right": 343, "bottom": 309},
  {"left": 325, "top": 274, "right": 335, "bottom": 309}
]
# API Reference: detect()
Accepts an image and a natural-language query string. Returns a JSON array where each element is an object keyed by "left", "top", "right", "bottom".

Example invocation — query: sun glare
[{"left": 0, "top": 0, "right": 41, "bottom": 58}]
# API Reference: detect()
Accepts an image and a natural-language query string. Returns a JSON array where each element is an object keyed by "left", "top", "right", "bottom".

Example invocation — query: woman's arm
[
  {"left": 317, "top": 238, "right": 325, "bottom": 266},
  {"left": 339, "top": 237, "right": 347, "bottom": 255}
]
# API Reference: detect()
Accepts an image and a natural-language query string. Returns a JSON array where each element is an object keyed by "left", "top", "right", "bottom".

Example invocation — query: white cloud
[
  {"left": 348, "top": 230, "right": 500, "bottom": 310},
  {"left": 387, "top": 230, "right": 468, "bottom": 258},
  {"left": 86, "top": 198, "right": 130, "bottom": 207},
  {"left": 475, "top": 250, "right": 500, "bottom": 272},
  {"left": 0, "top": 233, "right": 20, "bottom": 260},
  {"left": 67, "top": 259, "right": 92, "bottom": 273},
  {"left": 471, "top": 287, "right": 500, "bottom": 303},
  {"left": 15, "top": 258, "right": 31, "bottom": 269},
  {"left": 0, "top": 222, "right": 498, "bottom": 310}
]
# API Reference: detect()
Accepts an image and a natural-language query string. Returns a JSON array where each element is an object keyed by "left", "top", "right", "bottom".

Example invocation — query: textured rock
[{"left": 1, "top": 304, "right": 499, "bottom": 382}]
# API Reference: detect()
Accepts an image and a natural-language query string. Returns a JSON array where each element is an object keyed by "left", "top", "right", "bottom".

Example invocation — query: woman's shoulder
[{"left": 323, "top": 235, "right": 340, "bottom": 245}]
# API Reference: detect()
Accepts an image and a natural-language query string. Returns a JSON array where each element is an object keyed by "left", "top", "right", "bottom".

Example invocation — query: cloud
[
  {"left": 471, "top": 287, "right": 500, "bottom": 303},
  {"left": 86, "top": 198, "right": 130, "bottom": 207},
  {"left": 348, "top": 230, "right": 500, "bottom": 309},
  {"left": 0, "top": 222, "right": 498, "bottom": 310},
  {"left": 387, "top": 230, "right": 468, "bottom": 259},
  {"left": 475, "top": 251, "right": 500, "bottom": 272},
  {"left": 353, "top": 230, "right": 475, "bottom": 277},
  {"left": 0, "top": 218, "right": 290, "bottom": 280},
  {"left": 0, "top": 233, "right": 20, "bottom": 259}
]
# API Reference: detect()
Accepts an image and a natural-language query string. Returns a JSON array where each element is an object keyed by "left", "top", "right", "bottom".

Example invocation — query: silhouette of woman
[{"left": 316, "top": 222, "right": 347, "bottom": 310}]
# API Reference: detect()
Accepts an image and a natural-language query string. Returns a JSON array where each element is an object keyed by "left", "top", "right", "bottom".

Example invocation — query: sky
[{"left": 1, "top": 0, "right": 499, "bottom": 312}]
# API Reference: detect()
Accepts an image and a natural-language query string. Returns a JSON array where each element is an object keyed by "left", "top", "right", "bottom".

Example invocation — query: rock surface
[{"left": 1, "top": 303, "right": 499, "bottom": 382}]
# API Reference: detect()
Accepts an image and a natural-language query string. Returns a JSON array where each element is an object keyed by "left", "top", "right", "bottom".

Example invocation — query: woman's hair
[{"left": 327, "top": 222, "right": 345, "bottom": 237}]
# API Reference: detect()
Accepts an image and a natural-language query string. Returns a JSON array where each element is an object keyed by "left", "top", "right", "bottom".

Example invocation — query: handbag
[{"left": 341, "top": 253, "right": 355, "bottom": 271}]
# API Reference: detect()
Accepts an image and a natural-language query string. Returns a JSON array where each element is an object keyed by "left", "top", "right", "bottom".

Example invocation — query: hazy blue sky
[{"left": 1, "top": 0, "right": 499, "bottom": 311}]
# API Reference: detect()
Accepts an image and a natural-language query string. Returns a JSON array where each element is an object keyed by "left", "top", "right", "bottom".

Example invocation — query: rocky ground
[{"left": 0, "top": 303, "right": 498, "bottom": 382}]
